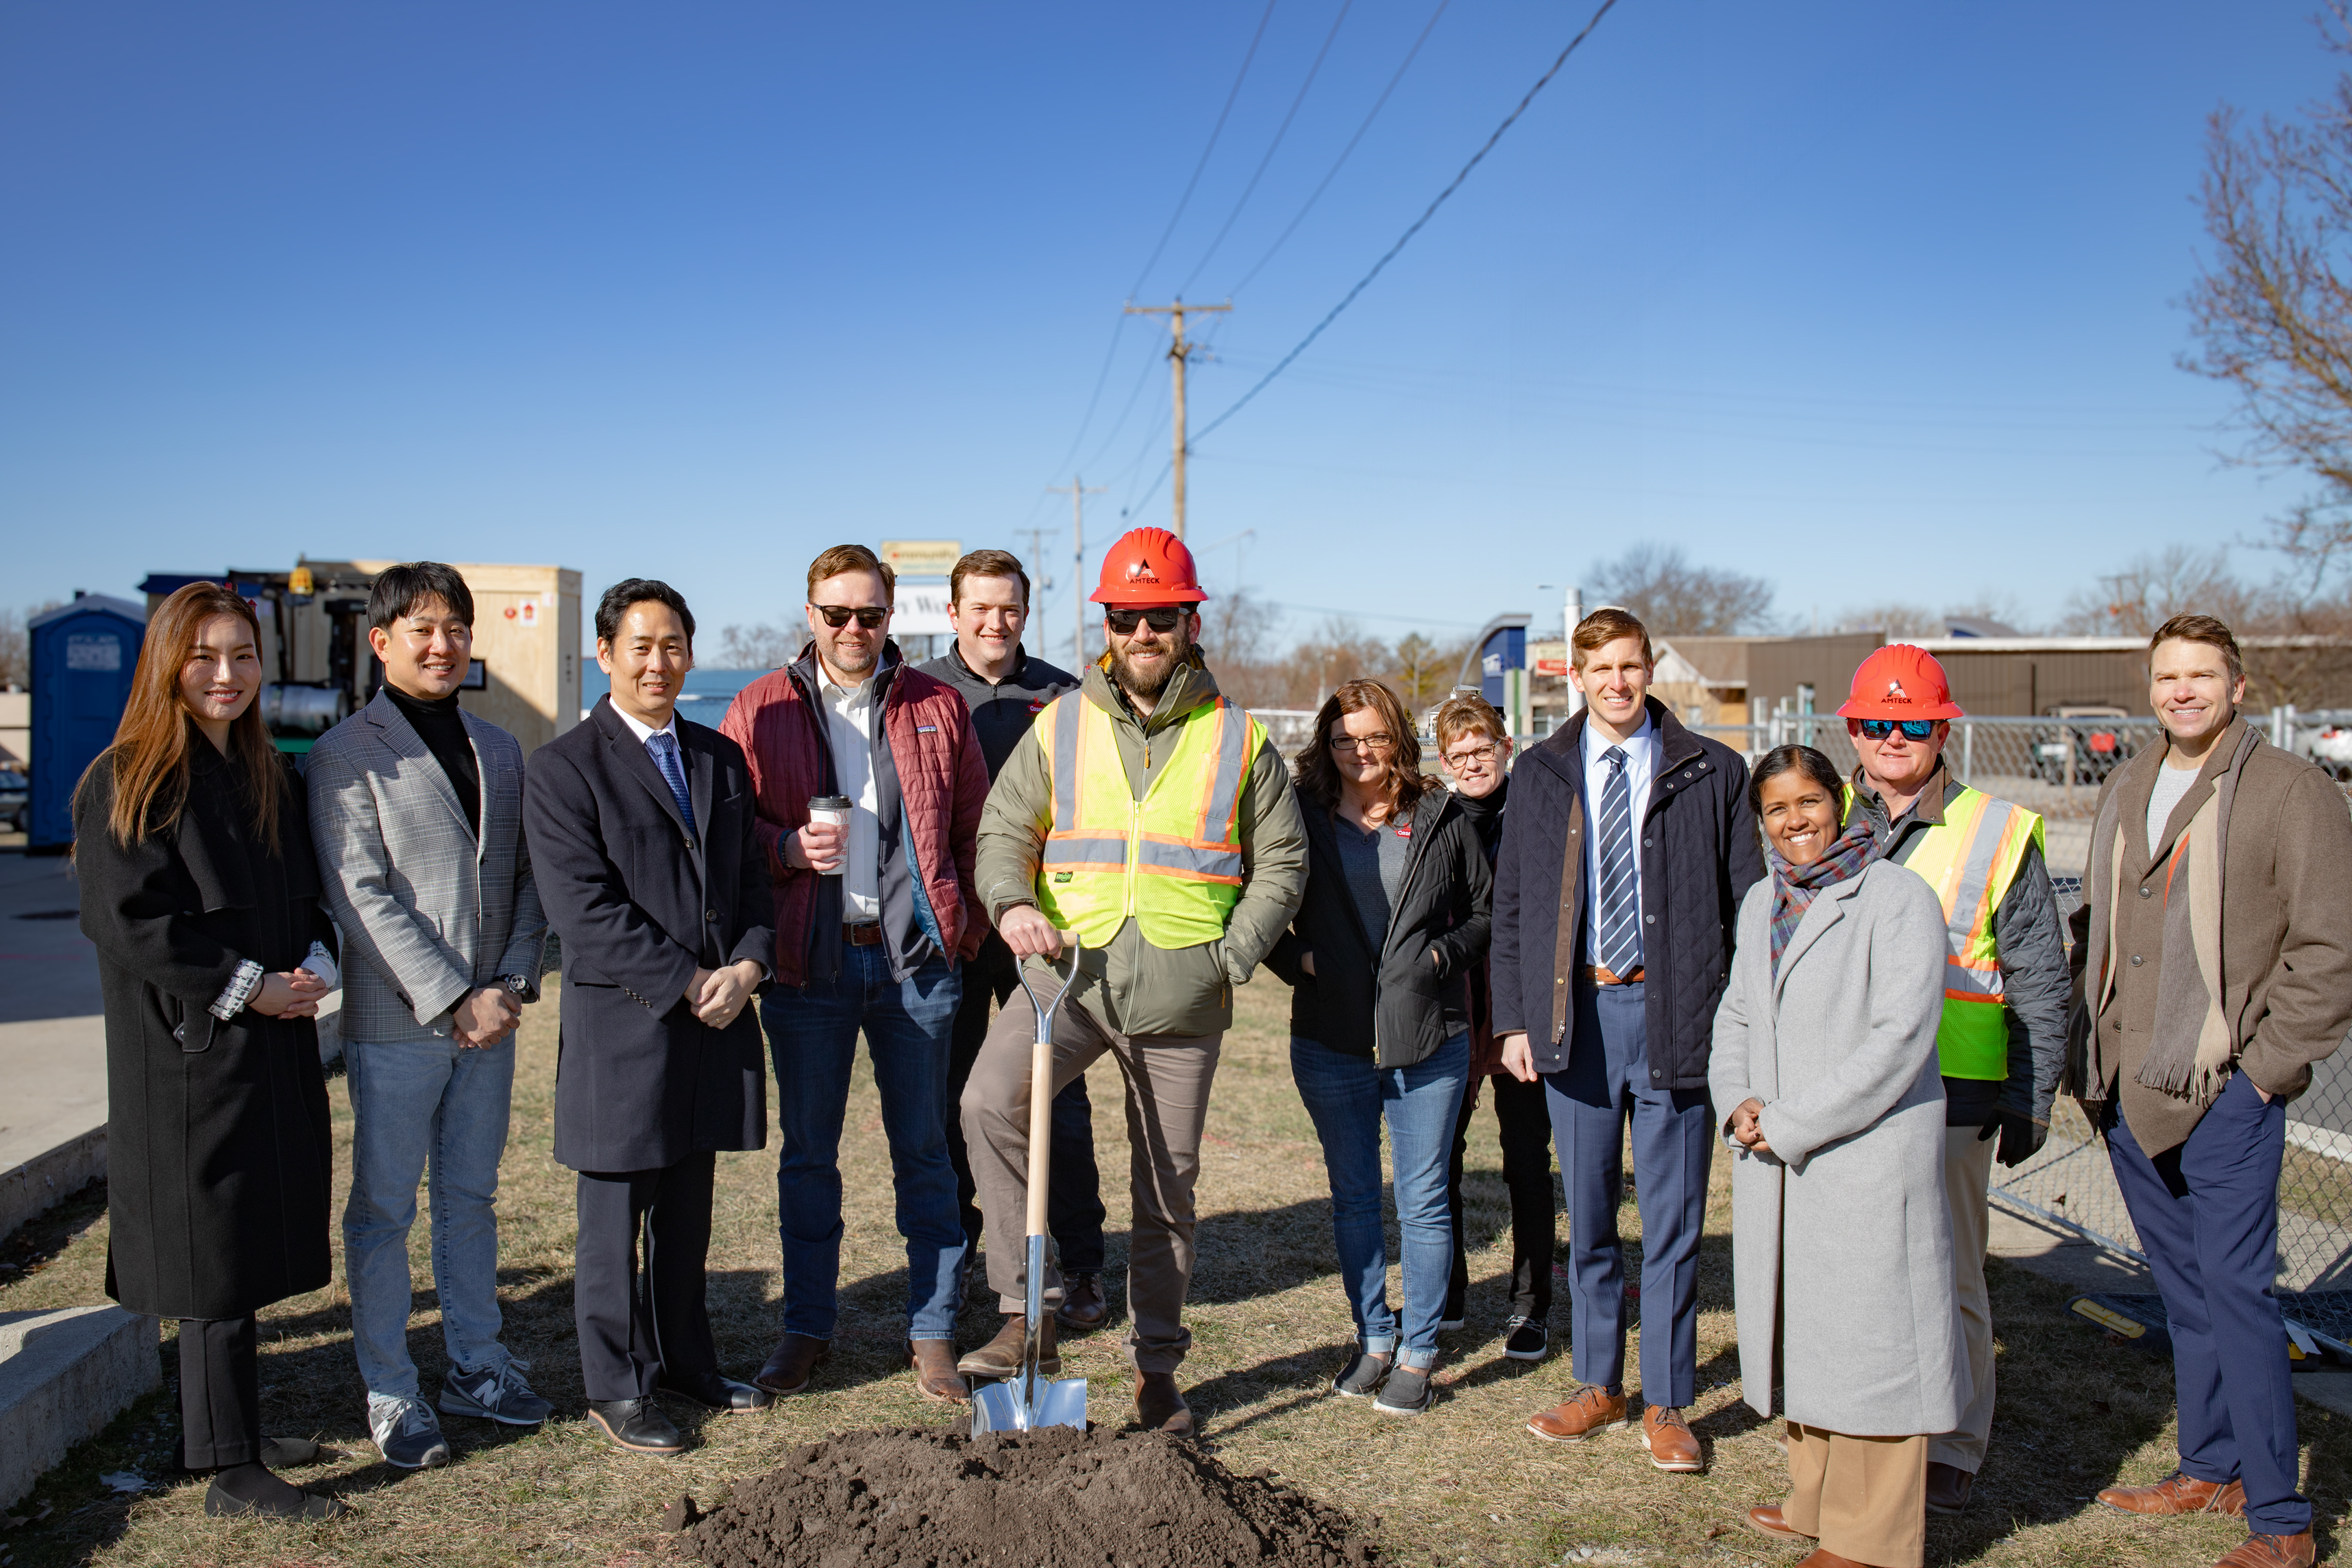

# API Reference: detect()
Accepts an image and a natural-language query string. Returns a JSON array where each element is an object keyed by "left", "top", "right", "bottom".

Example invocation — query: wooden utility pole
[
  {"left": 1047, "top": 476, "right": 1103, "bottom": 665},
  {"left": 1124, "top": 299, "right": 1230, "bottom": 540},
  {"left": 1014, "top": 526, "right": 1057, "bottom": 658}
]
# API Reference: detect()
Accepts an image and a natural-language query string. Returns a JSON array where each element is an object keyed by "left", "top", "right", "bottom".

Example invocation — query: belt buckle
[{"left": 844, "top": 922, "right": 882, "bottom": 947}]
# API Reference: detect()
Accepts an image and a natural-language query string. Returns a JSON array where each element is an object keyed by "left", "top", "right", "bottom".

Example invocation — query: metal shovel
[{"left": 970, "top": 930, "right": 1090, "bottom": 1434}]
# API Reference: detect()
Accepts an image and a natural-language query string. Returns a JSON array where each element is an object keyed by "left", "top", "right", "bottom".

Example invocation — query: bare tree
[
  {"left": 715, "top": 622, "right": 797, "bottom": 670},
  {"left": 1835, "top": 602, "right": 1945, "bottom": 637},
  {"left": 2055, "top": 546, "right": 2255, "bottom": 635},
  {"left": 1199, "top": 587, "right": 1281, "bottom": 670},
  {"left": 0, "top": 602, "right": 62, "bottom": 688},
  {"left": 1589, "top": 546, "right": 1776, "bottom": 635},
  {"left": 2183, "top": 5, "right": 2352, "bottom": 596},
  {"left": 1391, "top": 631, "right": 1460, "bottom": 711}
]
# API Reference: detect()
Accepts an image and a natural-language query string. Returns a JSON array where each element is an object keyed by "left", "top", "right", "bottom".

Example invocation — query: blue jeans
[
  {"left": 1290, "top": 1031, "right": 1469, "bottom": 1367},
  {"left": 342, "top": 1035, "right": 517, "bottom": 1403},
  {"left": 762, "top": 946, "right": 966, "bottom": 1340}
]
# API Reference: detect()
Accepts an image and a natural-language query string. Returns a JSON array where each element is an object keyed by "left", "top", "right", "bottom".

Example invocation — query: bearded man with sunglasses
[
  {"left": 1839, "top": 644, "right": 2069, "bottom": 1520},
  {"left": 720, "top": 543, "right": 993, "bottom": 1406},
  {"left": 959, "top": 526, "right": 1306, "bottom": 1434}
]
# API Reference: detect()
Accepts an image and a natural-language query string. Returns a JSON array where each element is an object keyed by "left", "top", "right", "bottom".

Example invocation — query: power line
[
  {"left": 1177, "top": 0, "right": 1356, "bottom": 298},
  {"left": 1227, "top": 0, "right": 1451, "bottom": 297},
  {"left": 1193, "top": 0, "right": 1625, "bottom": 448},
  {"left": 1126, "top": 0, "right": 1283, "bottom": 299}
]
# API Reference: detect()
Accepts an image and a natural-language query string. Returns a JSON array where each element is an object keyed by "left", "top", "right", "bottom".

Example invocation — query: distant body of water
[{"left": 578, "top": 667, "right": 773, "bottom": 724}]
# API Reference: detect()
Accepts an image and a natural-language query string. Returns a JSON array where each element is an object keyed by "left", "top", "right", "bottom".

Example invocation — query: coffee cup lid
[{"left": 809, "top": 795, "right": 853, "bottom": 809}]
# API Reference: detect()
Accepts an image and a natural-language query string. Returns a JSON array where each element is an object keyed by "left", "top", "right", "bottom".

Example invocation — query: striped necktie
[
  {"left": 647, "top": 730, "right": 696, "bottom": 835},
  {"left": 1593, "top": 744, "right": 1641, "bottom": 975}
]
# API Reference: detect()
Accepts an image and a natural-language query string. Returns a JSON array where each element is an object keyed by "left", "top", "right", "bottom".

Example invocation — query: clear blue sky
[{"left": 2, "top": 1, "right": 2338, "bottom": 663}]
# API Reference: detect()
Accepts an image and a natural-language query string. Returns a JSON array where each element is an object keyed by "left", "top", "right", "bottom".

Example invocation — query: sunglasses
[
  {"left": 812, "top": 605, "right": 889, "bottom": 629},
  {"left": 1857, "top": 718, "right": 1939, "bottom": 741},
  {"left": 1105, "top": 607, "right": 1186, "bottom": 635}
]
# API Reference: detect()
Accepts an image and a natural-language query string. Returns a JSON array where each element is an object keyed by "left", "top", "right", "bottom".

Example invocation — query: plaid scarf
[{"left": 1767, "top": 808, "right": 1881, "bottom": 975}]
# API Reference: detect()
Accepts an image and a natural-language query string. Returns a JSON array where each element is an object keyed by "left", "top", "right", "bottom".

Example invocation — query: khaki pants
[
  {"left": 1785, "top": 1423, "right": 1929, "bottom": 1567},
  {"left": 959, "top": 983, "right": 1219, "bottom": 1375},
  {"left": 1931, "top": 1123, "right": 1998, "bottom": 1474}
]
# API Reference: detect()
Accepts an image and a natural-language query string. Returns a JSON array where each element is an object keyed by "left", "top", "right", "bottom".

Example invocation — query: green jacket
[{"left": 976, "top": 650, "right": 1306, "bottom": 1038}]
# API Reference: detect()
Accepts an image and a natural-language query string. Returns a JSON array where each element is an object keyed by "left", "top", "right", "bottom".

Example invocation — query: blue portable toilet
[{"left": 29, "top": 593, "right": 147, "bottom": 851}]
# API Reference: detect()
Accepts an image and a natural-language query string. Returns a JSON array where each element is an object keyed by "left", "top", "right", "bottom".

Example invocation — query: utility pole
[
  {"left": 1125, "top": 298, "right": 1230, "bottom": 540},
  {"left": 1014, "top": 526, "right": 1057, "bottom": 658},
  {"left": 1048, "top": 476, "right": 1102, "bottom": 666}
]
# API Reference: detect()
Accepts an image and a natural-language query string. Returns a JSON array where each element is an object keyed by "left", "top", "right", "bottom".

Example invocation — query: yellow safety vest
[
  {"left": 1850, "top": 783, "right": 2044, "bottom": 1080},
  {"left": 1031, "top": 691, "right": 1265, "bottom": 951}
]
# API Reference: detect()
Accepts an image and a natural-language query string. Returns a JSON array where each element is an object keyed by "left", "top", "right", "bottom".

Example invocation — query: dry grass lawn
[{"left": 0, "top": 973, "right": 2344, "bottom": 1567}]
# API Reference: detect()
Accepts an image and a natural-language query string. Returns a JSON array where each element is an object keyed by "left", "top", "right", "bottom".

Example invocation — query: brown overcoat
[{"left": 2067, "top": 714, "right": 2352, "bottom": 1154}]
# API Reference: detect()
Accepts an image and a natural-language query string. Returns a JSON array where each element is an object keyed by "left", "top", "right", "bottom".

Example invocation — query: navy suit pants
[
  {"left": 1541, "top": 980, "right": 1711, "bottom": 1406},
  {"left": 2105, "top": 1073, "right": 2309, "bottom": 1535}
]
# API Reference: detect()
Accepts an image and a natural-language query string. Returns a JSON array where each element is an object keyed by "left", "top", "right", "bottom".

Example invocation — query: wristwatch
[{"left": 501, "top": 974, "right": 531, "bottom": 997}]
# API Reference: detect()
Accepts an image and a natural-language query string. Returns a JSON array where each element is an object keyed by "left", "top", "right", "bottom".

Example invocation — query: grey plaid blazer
[{"left": 306, "top": 692, "right": 548, "bottom": 1044}]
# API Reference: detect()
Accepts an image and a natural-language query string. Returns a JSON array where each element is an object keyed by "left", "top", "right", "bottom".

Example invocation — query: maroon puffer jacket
[{"left": 720, "top": 646, "right": 989, "bottom": 987}]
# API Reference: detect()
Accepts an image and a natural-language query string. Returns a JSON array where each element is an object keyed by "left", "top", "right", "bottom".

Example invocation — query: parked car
[
  {"left": 0, "top": 768, "right": 26, "bottom": 833},
  {"left": 2029, "top": 707, "right": 2138, "bottom": 785}
]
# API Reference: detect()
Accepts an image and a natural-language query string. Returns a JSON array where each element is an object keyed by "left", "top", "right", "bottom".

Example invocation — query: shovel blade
[{"left": 968, "top": 1374, "right": 1089, "bottom": 1434}]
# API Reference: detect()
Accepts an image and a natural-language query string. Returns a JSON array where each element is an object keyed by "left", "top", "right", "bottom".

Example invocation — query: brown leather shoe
[
  {"left": 2212, "top": 1530, "right": 2318, "bottom": 1567},
  {"left": 955, "top": 1314, "right": 1060, "bottom": 1380},
  {"left": 907, "top": 1339, "right": 968, "bottom": 1404},
  {"left": 1525, "top": 1386, "right": 1631, "bottom": 1442},
  {"left": 1640, "top": 1405, "right": 1704, "bottom": 1472},
  {"left": 1135, "top": 1371, "right": 1192, "bottom": 1434},
  {"left": 1055, "top": 1272, "right": 1109, "bottom": 1332},
  {"left": 2098, "top": 1471, "right": 2246, "bottom": 1517},
  {"left": 752, "top": 1333, "right": 828, "bottom": 1396},
  {"left": 1745, "top": 1504, "right": 1814, "bottom": 1542},
  {"left": 1926, "top": 1460, "right": 1974, "bottom": 1516}
]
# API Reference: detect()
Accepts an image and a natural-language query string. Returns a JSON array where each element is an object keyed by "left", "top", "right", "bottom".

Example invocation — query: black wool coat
[
  {"left": 1264, "top": 785, "right": 1491, "bottom": 1070},
  {"left": 1490, "top": 699, "right": 1762, "bottom": 1090},
  {"left": 523, "top": 697, "right": 775, "bottom": 1173},
  {"left": 75, "top": 739, "right": 336, "bottom": 1320}
]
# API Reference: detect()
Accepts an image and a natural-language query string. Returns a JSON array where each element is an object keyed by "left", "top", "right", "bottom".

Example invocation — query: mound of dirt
[{"left": 685, "top": 1424, "right": 1384, "bottom": 1568}]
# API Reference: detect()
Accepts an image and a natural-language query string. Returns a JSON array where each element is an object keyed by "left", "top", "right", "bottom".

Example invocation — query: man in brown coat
[{"left": 2069, "top": 614, "right": 2352, "bottom": 1568}]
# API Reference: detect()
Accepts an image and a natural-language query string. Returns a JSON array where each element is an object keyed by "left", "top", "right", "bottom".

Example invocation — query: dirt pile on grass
[{"left": 685, "top": 1424, "right": 1385, "bottom": 1568}]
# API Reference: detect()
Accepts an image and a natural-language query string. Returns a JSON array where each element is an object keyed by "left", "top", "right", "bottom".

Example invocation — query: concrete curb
[
  {"left": 0, "top": 1306, "right": 159, "bottom": 1510},
  {"left": 0, "top": 1127, "right": 106, "bottom": 1247}
]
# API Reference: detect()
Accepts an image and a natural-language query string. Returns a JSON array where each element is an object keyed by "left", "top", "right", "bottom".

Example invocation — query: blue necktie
[
  {"left": 1593, "top": 744, "right": 1642, "bottom": 975},
  {"left": 648, "top": 730, "right": 696, "bottom": 835}
]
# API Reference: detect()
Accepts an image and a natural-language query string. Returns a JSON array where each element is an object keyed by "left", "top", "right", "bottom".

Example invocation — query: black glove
[{"left": 1985, "top": 1112, "right": 2046, "bottom": 1168}]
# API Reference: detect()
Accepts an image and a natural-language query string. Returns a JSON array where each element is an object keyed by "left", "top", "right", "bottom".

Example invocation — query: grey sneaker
[
  {"left": 1374, "top": 1363, "right": 1434, "bottom": 1416},
  {"left": 440, "top": 1357, "right": 554, "bottom": 1425},
  {"left": 369, "top": 1395, "right": 453, "bottom": 1469},
  {"left": 1331, "top": 1347, "right": 1392, "bottom": 1398}
]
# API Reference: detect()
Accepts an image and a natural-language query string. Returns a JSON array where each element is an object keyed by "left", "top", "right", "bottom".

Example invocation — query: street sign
[{"left": 880, "top": 539, "right": 961, "bottom": 577}]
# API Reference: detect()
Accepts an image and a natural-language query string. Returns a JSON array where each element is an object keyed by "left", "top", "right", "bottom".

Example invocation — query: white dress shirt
[
  {"left": 820, "top": 672, "right": 883, "bottom": 922},
  {"left": 612, "top": 702, "right": 679, "bottom": 749},
  {"left": 1580, "top": 711, "right": 1657, "bottom": 964}
]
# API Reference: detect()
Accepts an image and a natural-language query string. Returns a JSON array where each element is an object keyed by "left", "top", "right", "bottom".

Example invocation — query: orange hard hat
[
  {"left": 1836, "top": 644, "right": 1965, "bottom": 721},
  {"left": 1092, "top": 526, "right": 1209, "bottom": 606}
]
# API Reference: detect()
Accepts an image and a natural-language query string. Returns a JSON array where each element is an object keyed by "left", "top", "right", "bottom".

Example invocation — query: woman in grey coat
[{"left": 1710, "top": 746, "right": 1962, "bottom": 1568}]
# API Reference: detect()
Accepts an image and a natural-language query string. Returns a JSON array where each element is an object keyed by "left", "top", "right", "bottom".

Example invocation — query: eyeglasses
[
  {"left": 1443, "top": 743, "right": 1499, "bottom": 768},
  {"left": 1105, "top": 607, "right": 1185, "bottom": 635},
  {"left": 1857, "top": 718, "right": 1939, "bottom": 741},
  {"left": 1330, "top": 733, "right": 1395, "bottom": 755},
  {"left": 813, "top": 605, "right": 889, "bottom": 629}
]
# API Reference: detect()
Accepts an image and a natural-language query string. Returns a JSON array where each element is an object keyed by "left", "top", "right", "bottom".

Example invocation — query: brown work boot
[
  {"left": 1640, "top": 1404, "right": 1704, "bottom": 1472},
  {"left": 907, "top": 1339, "right": 969, "bottom": 1404},
  {"left": 1926, "top": 1461, "right": 1974, "bottom": 1515},
  {"left": 1055, "top": 1273, "right": 1110, "bottom": 1332},
  {"left": 751, "top": 1333, "right": 828, "bottom": 1396},
  {"left": 1135, "top": 1371, "right": 1192, "bottom": 1434},
  {"left": 1525, "top": 1386, "right": 1632, "bottom": 1442},
  {"left": 1745, "top": 1504, "right": 1813, "bottom": 1542},
  {"left": 2098, "top": 1471, "right": 2246, "bottom": 1517},
  {"left": 2212, "top": 1530, "right": 2318, "bottom": 1567},
  {"left": 955, "top": 1314, "right": 1060, "bottom": 1380}
]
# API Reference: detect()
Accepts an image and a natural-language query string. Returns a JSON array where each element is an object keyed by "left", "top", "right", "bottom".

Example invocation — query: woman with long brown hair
[
  {"left": 1265, "top": 678, "right": 1490, "bottom": 1416},
  {"left": 74, "top": 583, "right": 345, "bottom": 1520}
]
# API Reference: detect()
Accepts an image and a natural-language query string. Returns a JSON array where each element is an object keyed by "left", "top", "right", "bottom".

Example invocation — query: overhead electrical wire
[
  {"left": 1176, "top": 0, "right": 1356, "bottom": 298},
  {"left": 1191, "top": 0, "right": 1624, "bottom": 450}
]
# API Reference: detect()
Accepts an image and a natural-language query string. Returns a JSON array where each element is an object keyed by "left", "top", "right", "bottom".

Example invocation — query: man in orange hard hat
[
  {"left": 1839, "top": 644, "right": 2068, "bottom": 1519},
  {"left": 958, "top": 526, "right": 1306, "bottom": 1433}
]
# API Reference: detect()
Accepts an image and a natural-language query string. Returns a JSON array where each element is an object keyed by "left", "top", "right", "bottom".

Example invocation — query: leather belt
[
  {"left": 844, "top": 922, "right": 884, "bottom": 947},
  {"left": 1579, "top": 964, "right": 1644, "bottom": 987}
]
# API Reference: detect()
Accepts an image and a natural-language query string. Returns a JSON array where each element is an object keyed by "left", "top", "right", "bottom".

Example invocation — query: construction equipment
[{"left": 970, "top": 931, "right": 1091, "bottom": 1434}]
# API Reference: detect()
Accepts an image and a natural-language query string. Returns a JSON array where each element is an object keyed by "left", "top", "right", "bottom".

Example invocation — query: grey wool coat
[
  {"left": 1709, "top": 859, "right": 1965, "bottom": 1436},
  {"left": 306, "top": 693, "right": 548, "bottom": 1042}
]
